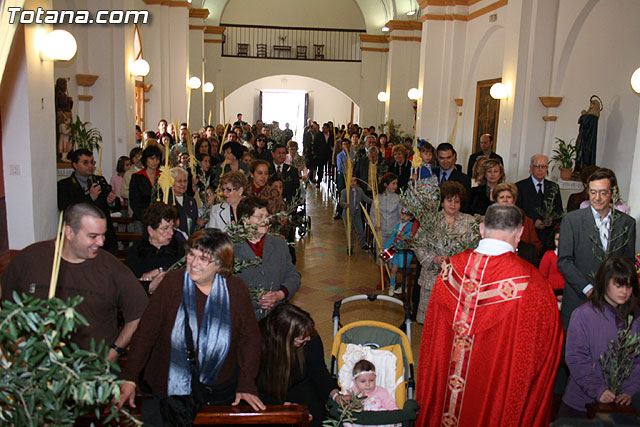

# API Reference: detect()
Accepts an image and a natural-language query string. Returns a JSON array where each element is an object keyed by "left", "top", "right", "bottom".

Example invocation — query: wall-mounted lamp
[
  {"left": 188, "top": 76, "right": 201, "bottom": 89},
  {"left": 631, "top": 67, "right": 640, "bottom": 94},
  {"left": 41, "top": 30, "right": 77, "bottom": 61},
  {"left": 130, "top": 58, "right": 150, "bottom": 77},
  {"left": 407, "top": 88, "right": 421, "bottom": 100},
  {"left": 407, "top": 10, "right": 416, "bottom": 16},
  {"left": 377, "top": 91, "right": 389, "bottom": 102},
  {"left": 382, "top": 26, "right": 390, "bottom": 32},
  {"left": 203, "top": 82, "right": 214, "bottom": 93},
  {"left": 490, "top": 82, "right": 509, "bottom": 100}
]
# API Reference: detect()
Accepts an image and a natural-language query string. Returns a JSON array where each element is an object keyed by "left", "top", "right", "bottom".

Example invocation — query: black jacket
[
  {"left": 57, "top": 172, "right": 120, "bottom": 255},
  {"left": 269, "top": 163, "right": 300, "bottom": 203}
]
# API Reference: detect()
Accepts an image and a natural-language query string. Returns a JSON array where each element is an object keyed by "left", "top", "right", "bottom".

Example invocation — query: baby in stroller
[{"left": 344, "top": 359, "right": 399, "bottom": 427}]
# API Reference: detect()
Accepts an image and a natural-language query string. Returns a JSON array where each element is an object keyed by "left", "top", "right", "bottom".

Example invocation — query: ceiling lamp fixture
[
  {"left": 188, "top": 76, "right": 201, "bottom": 89},
  {"left": 203, "top": 81, "right": 214, "bottom": 93},
  {"left": 130, "top": 58, "right": 150, "bottom": 77},
  {"left": 41, "top": 30, "right": 77, "bottom": 61},
  {"left": 377, "top": 91, "right": 389, "bottom": 102}
]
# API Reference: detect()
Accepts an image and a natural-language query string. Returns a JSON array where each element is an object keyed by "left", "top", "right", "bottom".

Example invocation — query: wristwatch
[{"left": 110, "top": 343, "right": 126, "bottom": 357}]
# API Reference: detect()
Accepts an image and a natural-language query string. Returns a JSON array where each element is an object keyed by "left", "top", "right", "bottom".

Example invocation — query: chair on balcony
[
  {"left": 237, "top": 43, "right": 249, "bottom": 56},
  {"left": 296, "top": 45, "right": 307, "bottom": 59},
  {"left": 257, "top": 43, "right": 267, "bottom": 57},
  {"left": 313, "top": 44, "right": 325, "bottom": 60}
]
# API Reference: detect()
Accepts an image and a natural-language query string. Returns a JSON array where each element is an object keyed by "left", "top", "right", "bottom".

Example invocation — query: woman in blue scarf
[{"left": 119, "top": 228, "right": 264, "bottom": 425}]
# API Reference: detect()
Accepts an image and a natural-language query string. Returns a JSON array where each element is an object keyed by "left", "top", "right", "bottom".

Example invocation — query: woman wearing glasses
[
  {"left": 234, "top": 196, "right": 301, "bottom": 320},
  {"left": 207, "top": 171, "right": 248, "bottom": 232},
  {"left": 118, "top": 228, "right": 264, "bottom": 426}
]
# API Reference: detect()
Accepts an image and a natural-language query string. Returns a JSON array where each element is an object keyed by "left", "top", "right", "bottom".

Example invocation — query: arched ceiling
[{"left": 198, "top": 0, "right": 418, "bottom": 34}]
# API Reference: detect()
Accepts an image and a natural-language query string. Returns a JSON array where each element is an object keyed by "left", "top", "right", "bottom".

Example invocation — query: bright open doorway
[{"left": 261, "top": 90, "right": 307, "bottom": 147}]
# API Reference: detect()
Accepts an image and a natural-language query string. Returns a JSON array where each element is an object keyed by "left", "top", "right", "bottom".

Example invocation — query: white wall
[
  {"left": 550, "top": 0, "right": 640, "bottom": 201},
  {"left": 1, "top": 15, "right": 58, "bottom": 249},
  {"left": 220, "top": 0, "right": 365, "bottom": 30},
  {"left": 224, "top": 74, "right": 357, "bottom": 128},
  {"left": 458, "top": 21, "right": 505, "bottom": 167}
]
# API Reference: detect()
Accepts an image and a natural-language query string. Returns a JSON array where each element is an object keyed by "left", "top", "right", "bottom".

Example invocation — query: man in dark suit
[
  {"left": 57, "top": 148, "right": 120, "bottom": 255},
  {"left": 311, "top": 122, "right": 334, "bottom": 186},
  {"left": 467, "top": 133, "right": 503, "bottom": 176},
  {"left": 433, "top": 143, "right": 471, "bottom": 212},
  {"left": 269, "top": 143, "right": 300, "bottom": 203},
  {"left": 515, "top": 154, "right": 563, "bottom": 245},
  {"left": 557, "top": 168, "right": 636, "bottom": 329}
]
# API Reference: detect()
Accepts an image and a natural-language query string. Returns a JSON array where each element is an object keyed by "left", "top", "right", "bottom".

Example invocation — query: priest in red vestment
[{"left": 416, "top": 203, "right": 562, "bottom": 427}]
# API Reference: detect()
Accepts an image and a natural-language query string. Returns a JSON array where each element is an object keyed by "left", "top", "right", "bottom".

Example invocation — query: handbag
[{"left": 158, "top": 305, "right": 236, "bottom": 426}]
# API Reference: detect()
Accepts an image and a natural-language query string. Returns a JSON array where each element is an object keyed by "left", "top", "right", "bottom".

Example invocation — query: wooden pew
[{"left": 75, "top": 403, "right": 310, "bottom": 426}]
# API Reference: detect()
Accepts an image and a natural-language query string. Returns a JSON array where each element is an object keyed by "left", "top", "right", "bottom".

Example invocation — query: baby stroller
[{"left": 327, "top": 295, "right": 419, "bottom": 426}]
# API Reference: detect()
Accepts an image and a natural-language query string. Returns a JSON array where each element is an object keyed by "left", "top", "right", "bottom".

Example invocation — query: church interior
[{"left": 1, "top": 0, "right": 640, "bottom": 424}]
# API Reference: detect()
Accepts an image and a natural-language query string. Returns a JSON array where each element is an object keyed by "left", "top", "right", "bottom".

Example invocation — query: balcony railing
[{"left": 221, "top": 24, "right": 363, "bottom": 62}]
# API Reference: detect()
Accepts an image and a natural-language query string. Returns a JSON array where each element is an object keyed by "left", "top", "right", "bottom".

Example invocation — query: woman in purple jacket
[{"left": 560, "top": 256, "right": 640, "bottom": 417}]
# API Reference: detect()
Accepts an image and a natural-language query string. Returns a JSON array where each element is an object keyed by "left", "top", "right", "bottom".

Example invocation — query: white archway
[{"left": 223, "top": 74, "right": 359, "bottom": 127}]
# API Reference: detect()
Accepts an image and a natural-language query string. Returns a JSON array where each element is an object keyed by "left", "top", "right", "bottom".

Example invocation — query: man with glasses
[
  {"left": 58, "top": 148, "right": 120, "bottom": 255},
  {"left": 558, "top": 168, "right": 636, "bottom": 329},
  {"left": 516, "top": 154, "right": 563, "bottom": 245}
]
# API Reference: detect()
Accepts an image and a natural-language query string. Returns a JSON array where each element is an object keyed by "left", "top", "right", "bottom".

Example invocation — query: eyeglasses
[
  {"left": 156, "top": 224, "right": 173, "bottom": 233},
  {"left": 221, "top": 187, "right": 238, "bottom": 193},
  {"left": 532, "top": 164, "right": 548, "bottom": 169},
  {"left": 186, "top": 251, "right": 216, "bottom": 266}
]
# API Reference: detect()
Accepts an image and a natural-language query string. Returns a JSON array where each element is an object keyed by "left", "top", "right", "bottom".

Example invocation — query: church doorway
[{"left": 260, "top": 89, "right": 307, "bottom": 144}]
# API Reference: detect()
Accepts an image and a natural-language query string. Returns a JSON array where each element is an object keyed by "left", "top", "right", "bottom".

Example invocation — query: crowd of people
[{"left": 1, "top": 114, "right": 639, "bottom": 426}]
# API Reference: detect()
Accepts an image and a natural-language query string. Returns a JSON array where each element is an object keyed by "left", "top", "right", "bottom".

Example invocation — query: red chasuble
[{"left": 416, "top": 249, "right": 562, "bottom": 427}]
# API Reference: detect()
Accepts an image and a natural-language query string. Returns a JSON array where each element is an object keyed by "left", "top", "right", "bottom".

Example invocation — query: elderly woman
[
  {"left": 390, "top": 144, "right": 411, "bottom": 190},
  {"left": 258, "top": 304, "right": 344, "bottom": 427},
  {"left": 212, "top": 141, "right": 250, "bottom": 188},
  {"left": 207, "top": 171, "right": 248, "bottom": 231},
  {"left": 468, "top": 159, "right": 505, "bottom": 215},
  {"left": 246, "top": 159, "right": 270, "bottom": 198},
  {"left": 118, "top": 229, "right": 264, "bottom": 425},
  {"left": 492, "top": 182, "right": 542, "bottom": 255},
  {"left": 234, "top": 196, "right": 301, "bottom": 320},
  {"left": 414, "top": 181, "right": 475, "bottom": 323},
  {"left": 163, "top": 167, "right": 199, "bottom": 241},
  {"left": 124, "top": 202, "right": 184, "bottom": 294},
  {"left": 130, "top": 145, "right": 163, "bottom": 234}
]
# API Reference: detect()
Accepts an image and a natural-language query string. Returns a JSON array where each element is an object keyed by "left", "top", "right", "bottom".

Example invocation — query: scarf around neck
[{"left": 167, "top": 269, "right": 231, "bottom": 395}]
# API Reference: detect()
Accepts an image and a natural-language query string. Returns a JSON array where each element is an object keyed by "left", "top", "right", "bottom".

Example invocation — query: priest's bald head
[{"left": 479, "top": 203, "right": 524, "bottom": 249}]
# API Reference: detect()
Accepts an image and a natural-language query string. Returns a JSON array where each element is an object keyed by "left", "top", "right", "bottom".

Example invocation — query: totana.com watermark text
[{"left": 7, "top": 7, "right": 149, "bottom": 24}]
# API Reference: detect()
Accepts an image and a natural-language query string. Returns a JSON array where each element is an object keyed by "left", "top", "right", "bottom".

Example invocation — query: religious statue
[
  {"left": 55, "top": 78, "right": 73, "bottom": 162},
  {"left": 575, "top": 95, "right": 602, "bottom": 171}
]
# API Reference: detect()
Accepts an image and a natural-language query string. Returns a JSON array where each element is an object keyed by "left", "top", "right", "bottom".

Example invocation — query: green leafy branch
[
  {"left": 323, "top": 391, "right": 366, "bottom": 427},
  {"left": 599, "top": 314, "right": 640, "bottom": 394},
  {"left": 0, "top": 293, "right": 141, "bottom": 426},
  {"left": 535, "top": 184, "right": 564, "bottom": 226}
]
